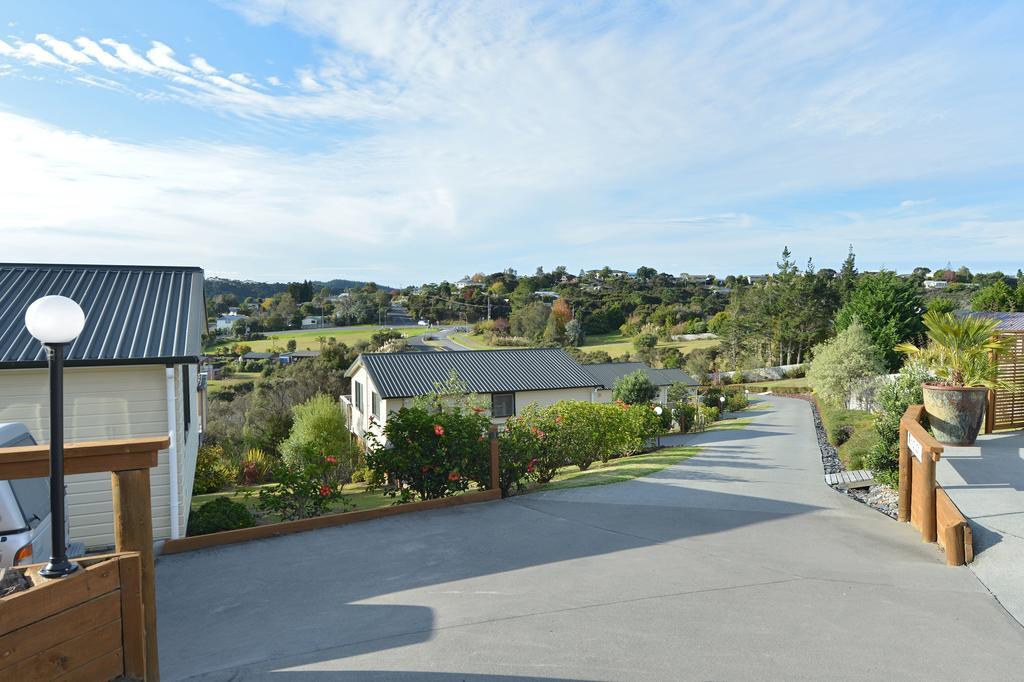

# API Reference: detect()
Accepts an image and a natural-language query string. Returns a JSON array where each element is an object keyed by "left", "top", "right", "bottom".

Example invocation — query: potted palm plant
[{"left": 895, "top": 311, "right": 1015, "bottom": 445}]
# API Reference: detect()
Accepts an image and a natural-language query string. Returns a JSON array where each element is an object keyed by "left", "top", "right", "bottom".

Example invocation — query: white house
[
  {"left": 924, "top": 279, "right": 949, "bottom": 289},
  {"left": 301, "top": 315, "right": 325, "bottom": 328},
  {"left": 343, "top": 348, "right": 601, "bottom": 441},
  {"left": 0, "top": 263, "right": 206, "bottom": 552},
  {"left": 583, "top": 362, "right": 697, "bottom": 405},
  {"left": 215, "top": 313, "right": 246, "bottom": 332}
]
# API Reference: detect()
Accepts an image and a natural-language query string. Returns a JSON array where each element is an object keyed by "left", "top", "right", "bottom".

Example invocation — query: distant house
[
  {"left": 215, "top": 313, "right": 246, "bottom": 332},
  {"left": 583, "top": 362, "right": 697, "bottom": 405},
  {"left": 343, "top": 348, "right": 601, "bottom": 440},
  {"left": 924, "top": 280, "right": 949, "bottom": 289},
  {"left": 584, "top": 269, "right": 629, "bottom": 281},
  {"left": 533, "top": 290, "right": 560, "bottom": 301},
  {"left": 559, "top": 274, "right": 579, "bottom": 284},
  {"left": 454, "top": 277, "right": 483, "bottom": 290},
  {"left": 680, "top": 273, "right": 713, "bottom": 285},
  {"left": 301, "top": 315, "right": 325, "bottom": 328},
  {"left": 0, "top": 263, "right": 206, "bottom": 551},
  {"left": 963, "top": 312, "right": 1024, "bottom": 331},
  {"left": 745, "top": 274, "right": 769, "bottom": 285},
  {"left": 709, "top": 286, "right": 732, "bottom": 296},
  {"left": 280, "top": 350, "right": 320, "bottom": 364},
  {"left": 240, "top": 351, "right": 275, "bottom": 362}
]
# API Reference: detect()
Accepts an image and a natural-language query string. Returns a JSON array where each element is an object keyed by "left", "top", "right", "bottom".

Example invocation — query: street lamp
[
  {"left": 719, "top": 395, "right": 726, "bottom": 414},
  {"left": 24, "top": 295, "right": 86, "bottom": 579},
  {"left": 654, "top": 405, "right": 663, "bottom": 447}
]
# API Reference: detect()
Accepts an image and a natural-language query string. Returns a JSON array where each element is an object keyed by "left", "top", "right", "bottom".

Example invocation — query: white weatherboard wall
[
  {"left": 0, "top": 364, "right": 200, "bottom": 550},
  {"left": 347, "top": 362, "right": 598, "bottom": 441},
  {"left": 594, "top": 386, "right": 671, "bottom": 404}
]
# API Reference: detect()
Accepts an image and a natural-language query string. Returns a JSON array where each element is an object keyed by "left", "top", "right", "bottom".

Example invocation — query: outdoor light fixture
[{"left": 25, "top": 295, "right": 86, "bottom": 579}]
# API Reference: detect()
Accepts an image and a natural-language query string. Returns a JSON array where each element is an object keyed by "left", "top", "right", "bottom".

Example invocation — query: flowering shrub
[
  {"left": 499, "top": 405, "right": 562, "bottom": 486},
  {"left": 254, "top": 454, "right": 351, "bottom": 520},
  {"left": 365, "top": 406, "right": 491, "bottom": 502}
]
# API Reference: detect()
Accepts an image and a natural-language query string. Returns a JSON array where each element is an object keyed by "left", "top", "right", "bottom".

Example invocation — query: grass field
[
  {"left": 537, "top": 445, "right": 700, "bottom": 491},
  {"left": 739, "top": 376, "right": 811, "bottom": 391},
  {"left": 450, "top": 331, "right": 720, "bottom": 358},
  {"left": 205, "top": 325, "right": 429, "bottom": 353}
]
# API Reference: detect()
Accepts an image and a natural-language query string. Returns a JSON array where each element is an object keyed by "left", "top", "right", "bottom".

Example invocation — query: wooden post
[
  {"left": 112, "top": 468, "right": 159, "bottom": 681},
  {"left": 985, "top": 388, "right": 995, "bottom": 435},
  {"left": 898, "top": 425, "right": 911, "bottom": 523},
  {"left": 489, "top": 426, "right": 500, "bottom": 494},
  {"left": 919, "top": 449, "right": 939, "bottom": 544}
]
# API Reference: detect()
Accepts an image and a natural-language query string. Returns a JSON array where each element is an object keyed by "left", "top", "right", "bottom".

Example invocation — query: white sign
[{"left": 907, "top": 432, "right": 923, "bottom": 462}]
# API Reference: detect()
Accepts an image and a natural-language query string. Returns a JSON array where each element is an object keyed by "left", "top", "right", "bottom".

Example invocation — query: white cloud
[
  {"left": 73, "top": 37, "right": 125, "bottom": 69},
  {"left": 228, "top": 72, "right": 252, "bottom": 85},
  {"left": 296, "top": 68, "right": 323, "bottom": 92},
  {"left": 146, "top": 41, "right": 191, "bottom": 73},
  {"left": 0, "top": 38, "right": 65, "bottom": 66},
  {"left": 190, "top": 56, "right": 217, "bottom": 74},
  {"left": 100, "top": 38, "right": 159, "bottom": 73},
  {"left": 266, "top": 75, "right": 281, "bottom": 86},
  {"left": 36, "top": 34, "right": 92, "bottom": 65}
]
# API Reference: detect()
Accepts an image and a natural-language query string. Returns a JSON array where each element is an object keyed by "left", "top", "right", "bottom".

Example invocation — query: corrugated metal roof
[
  {"left": 965, "top": 312, "right": 1024, "bottom": 332},
  {"left": 0, "top": 263, "right": 206, "bottom": 368},
  {"left": 352, "top": 348, "right": 600, "bottom": 398},
  {"left": 583, "top": 362, "right": 697, "bottom": 389}
]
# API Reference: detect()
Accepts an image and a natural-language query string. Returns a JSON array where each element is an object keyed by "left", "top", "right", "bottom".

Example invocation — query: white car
[
  {"left": 417, "top": 320, "right": 429, "bottom": 326},
  {"left": 0, "top": 423, "right": 82, "bottom": 569}
]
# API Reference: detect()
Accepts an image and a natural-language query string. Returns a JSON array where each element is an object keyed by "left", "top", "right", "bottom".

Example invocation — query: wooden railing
[
  {"left": 0, "top": 436, "right": 167, "bottom": 680},
  {"left": 898, "top": 406, "right": 972, "bottom": 566}
]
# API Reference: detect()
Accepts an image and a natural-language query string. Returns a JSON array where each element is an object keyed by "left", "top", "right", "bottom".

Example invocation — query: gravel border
[{"left": 783, "top": 394, "right": 898, "bottom": 519}]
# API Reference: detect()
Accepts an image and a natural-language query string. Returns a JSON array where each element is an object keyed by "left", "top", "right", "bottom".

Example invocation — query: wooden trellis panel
[{"left": 988, "top": 332, "right": 1024, "bottom": 432}]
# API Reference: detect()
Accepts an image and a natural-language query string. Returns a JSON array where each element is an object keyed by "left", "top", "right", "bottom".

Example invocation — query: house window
[
  {"left": 371, "top": 391, "right": 380, "bottom": 418},
  {"left": 354, "top": 381, "right": 364, "bottom": 412},
  {"left": 182, "top": 367, "right": 191, "bottom": 436},
  {"left": 491, "top": 392, "right": 515, "bottom": 418}
]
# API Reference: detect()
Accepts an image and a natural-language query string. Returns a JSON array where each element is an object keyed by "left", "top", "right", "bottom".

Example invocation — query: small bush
[
  {"left": 350, "top": 466, "right": 371, "bottom": 483},
  {"left": 255, "top": 457, "right": 352, "bottom": 520},
  {"left": 241, "top": 447, "right": 273, "bottom": 485},
  {"left": 723, "top": 390, "right": 749, "bottom": 412},
  {"left": 187, "top": 497, "right": 256, "bottom": 536},
  {"left": 612, "top": 371, "right": 658, "bottom": 405},
  {"left": 280, "top": 394, "right": 359, "bottom": 479},
  {"left": 193, "top": 445, "right": 234, "bottom": 494},
  {"left": 830, "top": 424, "right": 854, "bottom": 447}
]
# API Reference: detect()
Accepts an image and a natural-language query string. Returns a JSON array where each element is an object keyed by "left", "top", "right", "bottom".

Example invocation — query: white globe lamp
[{"left": 24, "top": 295, "right": 85, "bottom": 579}]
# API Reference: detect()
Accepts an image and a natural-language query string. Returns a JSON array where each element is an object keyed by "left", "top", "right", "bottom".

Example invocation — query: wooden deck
[{"left": 824, "top": 469, "right": 875, "bottom": 489}]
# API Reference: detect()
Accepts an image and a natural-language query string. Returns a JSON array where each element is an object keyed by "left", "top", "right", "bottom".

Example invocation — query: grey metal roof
[
  {"left": 0, "top": 263, "right": 206, "bottom": 368},
  {"left": 583, "top": 362, "right": 697, "bottom": 389},
  {"left": 350, "top": 348, "right": 600, "bottom": 398},
  {"left": 964, "top": 312, "right": 1024, "bottom": 331}
]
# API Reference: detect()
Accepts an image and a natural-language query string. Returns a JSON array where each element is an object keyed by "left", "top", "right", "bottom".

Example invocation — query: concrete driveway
[{"left": 157, "top": 397, "right": 1024, "bottom": 680}]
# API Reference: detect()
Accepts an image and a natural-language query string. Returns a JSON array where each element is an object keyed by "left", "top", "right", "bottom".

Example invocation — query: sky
[{"left": 1, "top": 1, "right": 1023, "bottom": 287}]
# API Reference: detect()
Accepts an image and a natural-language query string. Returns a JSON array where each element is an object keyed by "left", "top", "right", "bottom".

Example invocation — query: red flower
[
  {"left": 471, "top": 406, "right": 484, "bottom": 413},
  {"left": 325, "top": 455, "right": 337, "bottom": 464},
  {"left": 434, "top": 424, "right": 445, "bottom": 436},
  {"left": 421, "top": 465, "right": 431, "bottom": 473},
  {"left": 448, "top": 471, "right": 460, "bottom": 481},
  {"left": 555, "top": 416, "right": 563, "bottom": 424},
  {"left": 526, "top": 458, "right": 536, "bottom": 473},
  {"left": 319, "top": 484, "right": 331, "bottom": 497}
]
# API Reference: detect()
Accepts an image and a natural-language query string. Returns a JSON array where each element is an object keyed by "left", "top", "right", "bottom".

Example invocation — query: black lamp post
[{"left": 25, "top": 295, "right": 86, "bottom": 579}]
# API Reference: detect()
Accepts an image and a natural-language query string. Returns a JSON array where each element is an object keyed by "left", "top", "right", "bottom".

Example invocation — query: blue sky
[{"left": 2, "top": 1, "right": 1023, "bottom": 286}]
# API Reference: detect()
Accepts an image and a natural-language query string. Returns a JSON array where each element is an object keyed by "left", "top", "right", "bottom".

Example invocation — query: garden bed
[{"left": 793, "top": 394, "right": 897, "bottom": 518}]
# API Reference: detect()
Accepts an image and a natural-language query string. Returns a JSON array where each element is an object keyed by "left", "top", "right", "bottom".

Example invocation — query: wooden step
[{"left": 824, "top": 469, "right": 875, "bottom": 489}]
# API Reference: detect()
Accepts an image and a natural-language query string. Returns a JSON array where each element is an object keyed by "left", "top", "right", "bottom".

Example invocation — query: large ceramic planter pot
[{"left": 922, "top": 384, "right": 988, "bottom": 446}]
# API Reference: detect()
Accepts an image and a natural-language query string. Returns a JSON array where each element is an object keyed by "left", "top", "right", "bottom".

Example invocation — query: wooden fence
[
  {"left": 0, "top": 437, "right": 167, "bottom": 680},
  {"left": 986, "top": 330, "right": 1024, "bottom": 432},
  {"left": 899, "top": 406, "right": 972, "bottom": 566}
]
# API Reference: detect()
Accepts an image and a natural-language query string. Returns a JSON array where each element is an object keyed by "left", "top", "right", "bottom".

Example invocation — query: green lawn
[
  {"left": 816, "top": 402, "right": 878, "bottom": 470},
  {"left": 537, "top": 445, "right": 699, "bottom": 491},
  {"left": 205, "top": 325, "right": 429, "bottom": 354},
  {"left": 450, "top": 330, "right": 720, "bottom": 358},
  {"left": 581, "top": 332, "right": 719, "bottom": 359},
  {"left": 207, "top": 370, "right": 262, "bottom": 394}
]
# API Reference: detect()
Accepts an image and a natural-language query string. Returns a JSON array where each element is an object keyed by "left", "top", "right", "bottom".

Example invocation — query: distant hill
[{"left": 205, "top": 277, "right": 386, "bottom": 300}]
